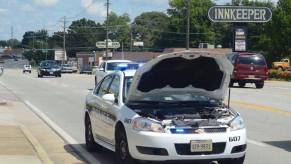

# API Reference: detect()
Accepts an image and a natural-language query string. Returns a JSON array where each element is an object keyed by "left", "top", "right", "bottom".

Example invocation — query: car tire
[
  {"left": 229, "top": 81, "right": 234, "bottom": 87},
  {"left": 219, "top": 155, "right": 245, "bottom": 164},
  {"left": 38, "top": 74, "right": 43, "bottom": 78},
  {"left": 116, "top": 128, "right": 135, "bottom": 164},
  {"left": 85, "top": 116, "right": 102, "bottom": 152},
  {"left": 255, "top": 81, "right": 264, "bottom": 89},
  {"left": 238, "top": 82, "right": 246, "bottom": 88}
]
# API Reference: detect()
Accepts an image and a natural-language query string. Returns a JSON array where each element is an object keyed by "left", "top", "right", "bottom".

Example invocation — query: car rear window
[{"left": 238, "top": 55, "right": 266, "bottom": 65}]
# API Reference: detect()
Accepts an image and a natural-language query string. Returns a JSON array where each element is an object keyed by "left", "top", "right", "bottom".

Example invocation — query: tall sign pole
[
  {"left": 186, "top": 0, "right": 190, "bottom": 50},
  {"left": 105, "top": 0, "right": 109, "bottom": 60},
  {"left": 63, "top": 16, "right": 66, "bottom": 64}
]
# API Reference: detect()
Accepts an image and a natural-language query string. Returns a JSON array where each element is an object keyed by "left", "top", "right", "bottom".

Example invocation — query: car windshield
[
  {"left": 41, "top": 61, "right": 58, "bottom": 67},
  {"left": 238, "top": 55, "right": 266, "bottom": 65},
  {"left": 107, "top": 62, "right": 136, "bottom": 71}
]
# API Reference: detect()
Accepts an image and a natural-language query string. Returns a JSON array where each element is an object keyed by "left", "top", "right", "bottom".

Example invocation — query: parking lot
[{"left": 1, "top": 69, "right": 291, "bottom": 164}]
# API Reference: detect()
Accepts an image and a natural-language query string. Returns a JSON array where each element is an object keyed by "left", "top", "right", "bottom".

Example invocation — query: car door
[
  {"left": 101, "top": 75, "right": 121, "bottom": 144},
  {"left": 91, "top": 75, "right": 114, "bottom": 143}
]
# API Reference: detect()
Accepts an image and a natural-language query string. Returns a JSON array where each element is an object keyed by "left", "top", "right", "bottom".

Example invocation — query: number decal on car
[{"left": 229, "top": 136, "right": 240, "bottom": 142}]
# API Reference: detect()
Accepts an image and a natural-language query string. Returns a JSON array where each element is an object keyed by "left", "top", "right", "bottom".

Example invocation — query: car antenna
[{"left": 228, "top": 86, "right": 231, "bottom": 108}]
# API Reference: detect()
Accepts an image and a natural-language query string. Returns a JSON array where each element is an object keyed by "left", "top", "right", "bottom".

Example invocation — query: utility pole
[
  {"left": 32, "top": 33, "right": 35, "bottom": 51},
  {"left": 122, "top": 42, "right": 124, "bottom": 60},
  {"left": 130, "top": 29, "right": 133, "bottom": 52},
  {"left": 10, "top": 26, "right": 14, "bottom": 48},
  {"left": 63, "top": 16, "right": 66, "bottom": 64},
  {"left": 186, "top": 0, "right": 190, "bottom": 50},
  {"left": 105, "top": 0, "right": 110, "bottom": 60}
]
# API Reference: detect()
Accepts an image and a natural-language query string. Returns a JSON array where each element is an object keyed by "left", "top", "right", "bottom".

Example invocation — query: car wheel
[
  {"left": 238, "top": 82, "right": 246, "bottom": 88},
  {"left": 229, "top": 81, "right": 234, "bottom": 87},
  {"left": 219, "top": 155, "right": 245, "bottom": 164},
  {"left": 85, "top": 116, "right": 101, "bottom": 152},
  {"left": 38, "top": 74, "right": 42, "bottom": 78},
  {"left": 116, "top": 128, "right": 135, "bottom": 164},
  {"left": 255, "top": 81, "right": 264, "bottom": 89}
]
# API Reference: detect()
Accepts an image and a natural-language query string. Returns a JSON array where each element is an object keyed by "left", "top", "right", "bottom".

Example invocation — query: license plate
[
  {"left": 248, "top": 75, "right": 255, "bottom": 78},
  {"left": 190, "top": 140, "right": 213, "bottom": 152},
  {"left": 49, "top": 72, "right": 53, "bottom": 75}
]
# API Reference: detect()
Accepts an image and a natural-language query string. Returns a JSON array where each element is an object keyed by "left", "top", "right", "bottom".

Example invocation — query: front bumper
[
  {"left": 232, "top": 74, "right": 268, "bottom": 82},
  {"left": 40, "top": 70, "right": 61, "bottom": 76},
  {"left": 127, "top": 128, "right": 246, "bottom": 161}
]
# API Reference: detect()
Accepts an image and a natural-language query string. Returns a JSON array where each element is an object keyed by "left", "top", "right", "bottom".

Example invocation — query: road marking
[
  {"left": 24, "top": 100, "right": 101, "bottom": 164},
  {"left": 231, "top": 100, "right": 291, "bottom": 116},
  {"left": 247, "top": 139, "right": 267, "bottom": 147}
]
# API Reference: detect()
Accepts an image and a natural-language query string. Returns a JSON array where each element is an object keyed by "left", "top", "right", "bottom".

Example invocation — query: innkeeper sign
[{"left": 208, "top": 6, "right": 272, "bottom": 23}]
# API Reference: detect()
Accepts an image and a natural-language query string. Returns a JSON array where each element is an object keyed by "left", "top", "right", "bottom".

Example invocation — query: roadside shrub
[{"left": 268, "top": 69, "right": 291, "bottom": 81}]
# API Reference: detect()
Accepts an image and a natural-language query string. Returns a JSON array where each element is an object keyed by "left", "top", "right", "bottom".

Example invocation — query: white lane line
[
  {"left": 24, "top": 100, "right": 101, "bottom": 164},
  {"left": 247, "top": 139, "right": 267, "bottom": 147}
]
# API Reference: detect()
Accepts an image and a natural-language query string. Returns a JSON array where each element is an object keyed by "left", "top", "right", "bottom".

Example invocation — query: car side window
[
  {"left": 96, "top": 75, "right": 113, "bottom": 97},
  {"left": 108, "top": 75, "right": 120, "bottom": 100}
]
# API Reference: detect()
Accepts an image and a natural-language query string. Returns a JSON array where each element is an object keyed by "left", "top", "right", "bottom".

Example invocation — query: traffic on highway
[{"left": 1, "top": 0, "right": 291, "bottom": 164}]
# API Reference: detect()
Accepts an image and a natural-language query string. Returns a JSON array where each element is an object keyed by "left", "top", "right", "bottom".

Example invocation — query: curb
[
  {"left": 19, "top": 125, "right": 53, "bottom": 164},
  {"left": 24, "top": 100, "right": 100, "bottom": 164}
]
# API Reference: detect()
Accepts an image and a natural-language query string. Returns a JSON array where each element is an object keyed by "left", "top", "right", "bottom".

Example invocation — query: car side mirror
[
  {"left": 99, "top": 68, "right": 104, "bottom": 72},
  {"left": 102, "top": 94, "right": 115, "bottom": 103}
]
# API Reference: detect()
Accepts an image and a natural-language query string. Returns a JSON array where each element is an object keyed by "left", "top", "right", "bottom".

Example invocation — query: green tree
[
  {"left": 133, "top": 11, "right": 170, "bottom": 50},
  {"left": 0, "top": 40, "right": 8, "bottom": 47},
  {"left": 67, "top": 18, "right": 105, "bottom": 57},
  {"left": 21, "top": 30, "right": 49, "bottom": 50},
  {"left": 168, "top": 0, "right": 214, "bottom": 47},
  {"left": 268, "top": 0, "right": 291, "bottom": 58},
  {"left": 105, "top": 12, "right": 131, "bottom": 49}
]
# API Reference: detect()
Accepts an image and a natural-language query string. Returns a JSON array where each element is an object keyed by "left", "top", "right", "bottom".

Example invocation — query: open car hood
[{"left": 127, "top": 51, "right": 233, "bottom": 102}]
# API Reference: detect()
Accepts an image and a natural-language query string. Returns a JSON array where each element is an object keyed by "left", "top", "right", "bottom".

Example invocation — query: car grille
[
  {"left": 175, "top": 142, "right": 226, "bottom": 155},
  {"left": 170, "top": 127, "right": 227, "bottom": 134}
]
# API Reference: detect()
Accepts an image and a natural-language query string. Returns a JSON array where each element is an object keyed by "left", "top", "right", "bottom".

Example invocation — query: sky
[{"left": 0, "top": 0, "right": 278, "bottom": 41}]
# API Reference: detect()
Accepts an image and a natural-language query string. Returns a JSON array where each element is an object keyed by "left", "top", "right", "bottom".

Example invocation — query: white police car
[{"left": 84, "top": 51, "right": 246, "bottom": 164}]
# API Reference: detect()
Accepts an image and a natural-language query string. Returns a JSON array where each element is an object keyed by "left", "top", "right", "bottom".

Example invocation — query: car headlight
[
  {"left": 132, "top": 117, "right": 164, "bottom": 133},
  {"left": 230, "top": 116, "right": 245, "bottom": 131},
  {"left": 41, "top": 69, "right": 46, "bottom": 71}
]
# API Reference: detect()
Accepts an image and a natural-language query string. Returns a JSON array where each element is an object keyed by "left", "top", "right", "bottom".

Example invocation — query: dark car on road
[
  {"left": 37, "top": 60, "right": 61, "bottom": 78},
  {"left": 227, "top": 52, "right": 268, "bottom": 88}
]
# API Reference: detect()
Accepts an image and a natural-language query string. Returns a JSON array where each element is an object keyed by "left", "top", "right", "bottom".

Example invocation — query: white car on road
[
  {"left": 84, "top": 52, "right": 246, "bottom": 164},
  {"left": 95, "top": 60, "right": 132, "bottom": 85},
  {"left": 23, "top": 65, "right": 32, "bottom": 73}
]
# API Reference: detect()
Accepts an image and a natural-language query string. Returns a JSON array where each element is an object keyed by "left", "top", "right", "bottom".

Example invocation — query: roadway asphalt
[{"left": 1, "top": 69, "right": 291, "bottom": 164}]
